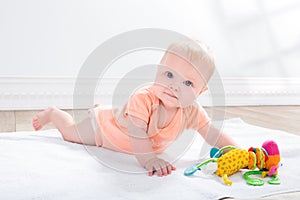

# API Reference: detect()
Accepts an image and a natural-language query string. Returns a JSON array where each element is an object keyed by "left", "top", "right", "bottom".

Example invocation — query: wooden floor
[
  {"left": 205, "top": 106, "right": 300, "bottom": 136},
  {"left": 0, "top": 106, "right": 299, "bottom": 135}
]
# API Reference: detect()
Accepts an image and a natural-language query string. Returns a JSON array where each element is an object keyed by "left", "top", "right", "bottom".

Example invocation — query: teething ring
[{"left": 243, "top": 171, "right": 264, "bottom": 186}]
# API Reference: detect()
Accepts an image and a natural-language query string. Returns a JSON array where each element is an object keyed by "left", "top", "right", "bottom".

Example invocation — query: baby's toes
[{"left": 32, "top": 117, "right": 41, "bottom": 130}]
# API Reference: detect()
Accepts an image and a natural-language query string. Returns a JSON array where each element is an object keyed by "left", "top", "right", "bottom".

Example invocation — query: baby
[{"left": 32, "top": 39, "right": 238, "bottom": 177}]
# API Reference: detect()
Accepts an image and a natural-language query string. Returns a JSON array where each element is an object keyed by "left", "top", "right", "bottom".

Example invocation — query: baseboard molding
[{"left": 0, "top": 76, "right": 299, "bottom": 110}]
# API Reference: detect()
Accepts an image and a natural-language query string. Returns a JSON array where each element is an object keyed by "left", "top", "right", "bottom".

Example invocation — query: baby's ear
[{"left": 199, "top": 86, "right": 208, "bottom": 95}]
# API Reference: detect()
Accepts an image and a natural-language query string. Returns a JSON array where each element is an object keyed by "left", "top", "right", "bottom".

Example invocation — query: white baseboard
[{"left": 0, "top": 76, "right": 299, "bottom": 110}]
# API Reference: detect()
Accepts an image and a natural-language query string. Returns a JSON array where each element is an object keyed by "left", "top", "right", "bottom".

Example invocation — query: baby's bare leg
[{"left": 32, "top": 107, "right": 96, "bottom": 145}]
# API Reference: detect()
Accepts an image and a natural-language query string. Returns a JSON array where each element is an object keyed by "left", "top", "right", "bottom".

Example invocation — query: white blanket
[{"left": 0, "top": 118, "right": 300, "bottom": 200}]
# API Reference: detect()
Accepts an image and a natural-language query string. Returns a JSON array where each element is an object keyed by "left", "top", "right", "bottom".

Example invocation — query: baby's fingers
[
  {"left": 166, "top": 164, "right": 173, "bottom": 174},
  {"left": 158, "top": 162, "right": 174, "bottom": 176},
  {"left": 165, "top": 163, "right": 176, "bottom": 175},
  {"left": 161, "top": 165, "right": 168, "bottom": 176},
  {"left": 171, "top": 164, "right": 176, "bottom": 171},
  {"left": 147, "top": 165, "right": 161, "bottom": 176},
  {"left": 148, "top": 170, "right": 154, "bottom": 176},
  {"left": 145, "top": 159, "right": 176, "bottom": 177},
  {"left": 154, "top": 163, "right": 165, "bottom": 177},
  {"left": 156, "top": 168, "right": 163, "bottom": 177}
]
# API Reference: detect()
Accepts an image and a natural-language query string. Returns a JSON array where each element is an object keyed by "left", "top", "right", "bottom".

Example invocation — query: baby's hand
[{"left": 144, "top": 158, "right": 176, "bottom": 177}]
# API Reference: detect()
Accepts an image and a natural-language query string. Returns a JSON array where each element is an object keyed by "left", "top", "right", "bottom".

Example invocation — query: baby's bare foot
[{"left": 32, "top": 107, "right": 54, "bottom": 131}]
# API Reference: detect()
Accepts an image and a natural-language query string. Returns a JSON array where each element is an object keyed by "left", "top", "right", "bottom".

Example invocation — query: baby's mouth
[{"left": 164, "top": 91, "right": 177, "bottom": 99}]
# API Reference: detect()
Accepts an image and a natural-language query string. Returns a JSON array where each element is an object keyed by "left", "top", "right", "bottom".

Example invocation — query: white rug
[{"left": 0, "top": 118, "right": 299, "bottom": 200}]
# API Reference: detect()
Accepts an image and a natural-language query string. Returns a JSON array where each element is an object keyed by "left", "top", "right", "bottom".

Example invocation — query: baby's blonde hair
[{"left": 161, "top": 39, "right": 216, "bottom": 81}]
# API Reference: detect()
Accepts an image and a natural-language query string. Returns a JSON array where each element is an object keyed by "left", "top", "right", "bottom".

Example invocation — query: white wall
[
  {"left": 212, "top": 0, "right": 300, "bottom": 78},
  {"left": 0, "top": 0, "right": 300, "bottom": 109},
  {"left": 0, "top": 0, "right": 221, "bottom": 77}
]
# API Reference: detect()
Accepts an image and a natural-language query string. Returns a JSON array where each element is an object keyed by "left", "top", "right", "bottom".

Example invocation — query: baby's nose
[{"left": 169, "top": 84, "right": 179, "bottom": 92}]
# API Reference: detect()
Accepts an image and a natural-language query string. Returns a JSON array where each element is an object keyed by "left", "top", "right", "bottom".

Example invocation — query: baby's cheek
[
  {"left": 185, "top": 89, "right": 198, "bottom": 99},
  {"left": 178, "top": 94, "right": 196, "bottom": 107}
]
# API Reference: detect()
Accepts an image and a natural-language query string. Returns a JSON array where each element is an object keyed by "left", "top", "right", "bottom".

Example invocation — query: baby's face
[{"left": 153, "top": 53, "right": 209, "bottom": 108}]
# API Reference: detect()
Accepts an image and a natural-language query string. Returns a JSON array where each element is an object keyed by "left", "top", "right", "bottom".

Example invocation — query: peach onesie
[{"left": 88, "top": 85, "right": 210, "bottom": 154}]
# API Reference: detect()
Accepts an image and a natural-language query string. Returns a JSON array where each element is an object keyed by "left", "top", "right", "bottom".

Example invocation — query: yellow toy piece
[
  {"left": 184, "top": 140, "right": 281, "bottom": 186},
  {"left": 222, "top": 174, "right": 232, "bottom": 186},
  {"left": 215, "top": 149, "right": 250, "bottom": 185}
]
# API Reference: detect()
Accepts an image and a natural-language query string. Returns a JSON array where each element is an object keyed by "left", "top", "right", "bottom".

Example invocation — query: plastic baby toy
[{"left": 184, "top": 140, "right": 281, "bottom": 186}]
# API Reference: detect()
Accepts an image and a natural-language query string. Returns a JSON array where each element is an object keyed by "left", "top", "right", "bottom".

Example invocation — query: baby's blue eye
[
  {"left": 184, "top": 80, "right": 193, "bottom": 87},
  {"left": 166, "top": 72, "right": 173, "bottom": 78}
]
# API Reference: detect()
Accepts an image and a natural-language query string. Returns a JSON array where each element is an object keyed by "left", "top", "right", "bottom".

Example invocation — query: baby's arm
[
  {"left": 127, "top": 115, "right": 176, "bottom": 176},
  {"left": 197, "top": 122, "right": 239, "bottom": 149}
]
